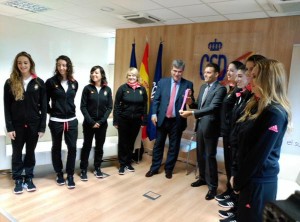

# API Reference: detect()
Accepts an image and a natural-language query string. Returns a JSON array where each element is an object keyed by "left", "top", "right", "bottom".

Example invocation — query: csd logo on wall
[
  {"left": 199, "top": 39, "right": 227, "bottom": 81},
  {"left": 199, "top": 39, "right": 254, "bottom": 81}
]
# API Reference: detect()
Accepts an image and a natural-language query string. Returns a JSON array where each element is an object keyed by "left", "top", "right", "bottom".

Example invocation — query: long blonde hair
[
  {"left": 239, "top": 59, "right": 291, "bottom": 127},
  {"left": 9, "top": 51, "right": 36, "bottom": 101}
]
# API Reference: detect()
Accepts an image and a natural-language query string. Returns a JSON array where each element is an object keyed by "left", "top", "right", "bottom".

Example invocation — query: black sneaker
[
  {"left": 119, "top": 166, "right": 125, "bottom": 175},
  {"left": 218, "top": 198, "right": 235, "bottom": 208},
  {"left": 94, "top": 168, "right": 103, "bottom": 178},
  {"left": 126, "top": 165, "right": 135, "bottom": 172},
  {"left": 218, "top": 208, "right": 236, "bottom": 219},
  {"left": 219, "top": 214, "right": 237, "bottom": 222},
  {"left": 14, "top": 179, "right": 23, "bottom": 194},
  {"left": 80, "top": 170, "right": 88, "bottom": 181},
  {"left": 215, "top": 189, "right": 232, "bottom": 201},
  {"left": 66, "top": 175, "right": 75, "bottom": 189},
  {"left": 23, "top": 178, "right": 36, "bottom": 192},
  {"left": 56, "top": 172, "right": 65, "bottom": 185}
]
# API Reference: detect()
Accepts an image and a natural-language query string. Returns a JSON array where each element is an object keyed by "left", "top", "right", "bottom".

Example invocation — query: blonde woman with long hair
[
  {"left": 4, "top": 51, "right": 47, "bottom": 194},
  {"left": 232, "top": 59, "right": 291, "bottom": 222}
]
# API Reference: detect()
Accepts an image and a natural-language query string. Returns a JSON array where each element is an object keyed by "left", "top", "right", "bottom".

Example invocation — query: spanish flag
[{"left": 140, "top": 42, "right": 149, "bottom": 139}]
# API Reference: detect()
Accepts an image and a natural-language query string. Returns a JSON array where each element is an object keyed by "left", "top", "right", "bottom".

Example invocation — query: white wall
[
  {"left": 283, "top": 44, "right": 300, "bottom": 156},
  {"left": 0, "top": 14, "right": 114, "bottom": 130}
]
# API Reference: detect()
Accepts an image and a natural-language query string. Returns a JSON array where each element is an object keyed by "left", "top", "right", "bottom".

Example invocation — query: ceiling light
[
  {"left": 3, "top": 0, "right": 50, "bottom": 13},
  {"left": 100, "top": 7, "right": 114, "bottom": 12}
]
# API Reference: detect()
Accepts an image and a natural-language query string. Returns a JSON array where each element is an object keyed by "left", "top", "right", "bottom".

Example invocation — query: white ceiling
[{"left": 0, "top": 0, "right": 300, "bottom": 38}]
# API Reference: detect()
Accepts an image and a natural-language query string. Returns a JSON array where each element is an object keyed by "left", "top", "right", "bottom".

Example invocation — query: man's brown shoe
[
  {"left": 165, "top": 171, "right": 172, "bottom": 179},
  {"left": 145, "top": 170, "right": 158, "bottom": 177}
]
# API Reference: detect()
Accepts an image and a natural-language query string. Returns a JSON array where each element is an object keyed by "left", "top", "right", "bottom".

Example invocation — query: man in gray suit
[
  {"left": 145, "top": 59, "right": 194, "bottom": 179},
  {"left": 180, "top": 63, "right": 226, "bottom": 200}
]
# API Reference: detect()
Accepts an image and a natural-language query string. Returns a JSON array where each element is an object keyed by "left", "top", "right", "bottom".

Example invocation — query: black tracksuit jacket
[
  {"left": 113, "top": 83, "right": 148, "bottom": 126},
  {"left": 45, "top": 75, "right": 78, "bottom": 119},
  {"left": 220, "top": 87, "right": 241, "bottom": 137},
  {"left": 233, "top": 103, "right": 288, "bottom": 191},
  {"left": 4, "top": 74, "right": 47, "bottom": 132},
  {"left": 80, "top": 84, "right": 113, "bottom": 127},
  {"left": 230, "top": 89, "right": 253, "bottom": 177}
]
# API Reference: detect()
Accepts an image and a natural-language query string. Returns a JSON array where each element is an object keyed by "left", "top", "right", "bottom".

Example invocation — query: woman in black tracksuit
[
  {"left": 233, "top": 59, "right": 291, "bottom": 222},
  {"left": 218, "top": 66, "right": 252, "bottom": 218},
  {"left": 79, "top": 66, "right": 112, "bottom": 181},
  {"left": 113, "top": 67, "right": 148, "bottom": 175},
  {"left": 46, "top": 55, "right": 78, "bottom": 189},
  {"left": 4, "top": 51, "right": 47, "bottom": 194},
  {"left": 217, "top": 60, "right": 243, "bottom": 202},
  {"left": 219, "top": 56, "right": 267, "bottom": 220}
]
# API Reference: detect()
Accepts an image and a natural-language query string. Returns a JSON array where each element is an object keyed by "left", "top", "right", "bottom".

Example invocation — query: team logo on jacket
[
  {"left": 268, "top": 125, "right": 278, "bottom": 133},
  {"left": 34, "top": 84, "right": 39, "bottom": 90},
  {"left": 72, "top": 84, "right": 75, "bottom": 89},
  {"left": 91, "top": 90, "right": 95, "bottom": 94},
  {"left": 127, "top": 91, "right": 129, "bottom": 93},
  {"left": 139, "top": 90, "right": 142, "bottom": 95},
  {"left": 55, "top": 84, "right": 59, "bottom": 88},
  {"left": 104, "top": 91, "right": 107, "bottom": 96}
]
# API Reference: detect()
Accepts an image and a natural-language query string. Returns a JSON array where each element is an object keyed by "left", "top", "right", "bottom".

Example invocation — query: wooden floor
[{"left": 0, "top": 154, "right": 227, "bottom": 222}]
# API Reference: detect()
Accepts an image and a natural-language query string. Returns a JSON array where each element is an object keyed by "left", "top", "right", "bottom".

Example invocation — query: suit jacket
[
  {"left": 152, "top": 77, "right": 194, "bottom": 131},
  {"left": 190, "top": 81, "right": 226, "bottom": 137}
]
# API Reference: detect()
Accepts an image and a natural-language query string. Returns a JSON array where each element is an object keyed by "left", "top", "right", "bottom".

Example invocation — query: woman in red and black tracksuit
[
  {"left": 4, "top": 51, "right": 47, "bottom": 194},
  {"left": 233, "top": 59, "right": 291, "bottom": 222},
  {"left": 46, "top": 55, "right": 78, "bottom": 189},
  {"left": 113, "top": 67, "right": 148, "bottom": 175},
  {"left": 79, "top": 65, "right": 112, "bottom": 181}
]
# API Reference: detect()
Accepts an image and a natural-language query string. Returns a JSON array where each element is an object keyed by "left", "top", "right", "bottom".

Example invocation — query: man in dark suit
[
  {"left": 145, "top": 59, "right": 194, "bottom": 179},
  {"left": 180, "top": 63, "right": 226, "bottom": 200}
]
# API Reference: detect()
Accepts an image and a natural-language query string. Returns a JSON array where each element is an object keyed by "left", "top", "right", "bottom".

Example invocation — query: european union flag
[
  {"left": 147, "top": 42, "right": 163, "bottom": 141},
  {"left": 130, "top": 43, "right": 137, "bottom": 68}
]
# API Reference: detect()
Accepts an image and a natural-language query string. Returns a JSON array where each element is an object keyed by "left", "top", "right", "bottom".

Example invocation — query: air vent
[
  {"left": 121, "top": 13, "right": 162, "bottom": 24},
  {"left": 268, "top": 0, "right": 300, "bottom": 13}
]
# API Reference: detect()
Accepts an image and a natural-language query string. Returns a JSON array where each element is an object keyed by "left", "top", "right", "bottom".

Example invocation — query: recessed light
[
  {"left": 3, "top": 0, "right": 50, "bottom": 13},
  {"left": 100, "top": 7, "right": 114, "bottom": 12}
]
